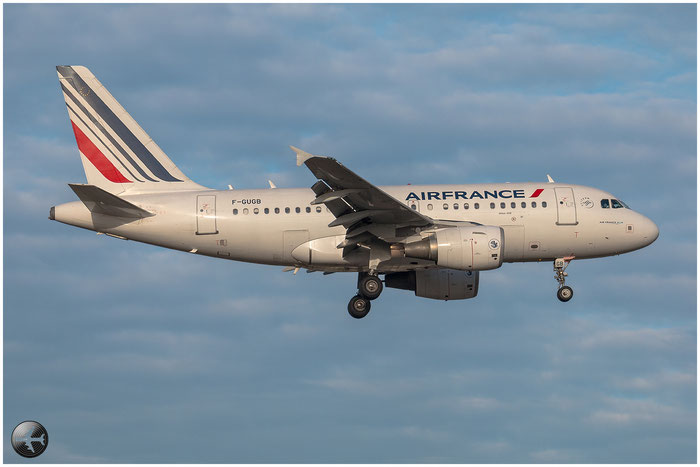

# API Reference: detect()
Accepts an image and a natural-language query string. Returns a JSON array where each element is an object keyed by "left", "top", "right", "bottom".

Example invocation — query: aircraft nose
[{"left": 639, "top": 215, "right": 659, "bottom": 246}]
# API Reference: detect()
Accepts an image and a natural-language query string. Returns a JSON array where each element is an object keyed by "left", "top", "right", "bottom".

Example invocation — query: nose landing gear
[
  {"left": 554, "top": 256, "right": 575, "bottom": 302},
  {"left": 347, "top": 272, "right": 383, "bottom": 319},
  {"left": 557, "top": 285, "right": 573, "bottom": 302}
]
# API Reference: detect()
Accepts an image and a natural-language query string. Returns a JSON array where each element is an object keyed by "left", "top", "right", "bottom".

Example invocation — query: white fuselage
[{"left": 52, "top": 182, "right": 659, "bottom": 271}]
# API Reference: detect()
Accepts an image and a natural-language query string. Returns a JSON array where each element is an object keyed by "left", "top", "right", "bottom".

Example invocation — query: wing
[
  {"left": 292, "top": 146, "right": 436, "bottom": 270},
  {"left": 293, "top": 146, "right": 432, "bottom": 230}
]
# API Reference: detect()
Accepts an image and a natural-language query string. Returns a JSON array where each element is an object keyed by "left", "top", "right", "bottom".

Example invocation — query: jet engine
[
  {"left": 385, "top": 269, "right": 479, "bottom": 300},
  {"left": 403, "top": 226, "right": 504, "bottom": 271}
]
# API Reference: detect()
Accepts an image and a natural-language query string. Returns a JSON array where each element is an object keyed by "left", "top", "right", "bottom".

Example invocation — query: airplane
[
  {"left": 50, "top": 66, "right": 659, "bottom": 319},
  {"left": 17, "top": 432, "right": 45, "bottom": 454}
]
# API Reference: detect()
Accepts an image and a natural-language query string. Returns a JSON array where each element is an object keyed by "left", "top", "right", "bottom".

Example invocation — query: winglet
[
  {"left": 268, "top": 180, "right": 277, "bottom": 189},
  {"left": 546, "top": 174, "right": 555, "bottom": 183},
  {"left": 290, "top": 145, "right": 316, "bottom": 166}
]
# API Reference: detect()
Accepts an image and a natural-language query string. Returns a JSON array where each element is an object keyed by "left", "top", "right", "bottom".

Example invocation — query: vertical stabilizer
[{"left": 56, "top": 65, "right": 206, "bottom": 194}]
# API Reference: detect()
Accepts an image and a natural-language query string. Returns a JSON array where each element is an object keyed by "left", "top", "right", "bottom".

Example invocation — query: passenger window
[
  {"left": 410, "top": 204, "right": 417, "bottom": 210},
  {"left": 464, "top": 203, "right": 469, "bottom": 210},
  {"left": 500, "top": 202, "right": 506, "bottom": 209},
  {"left": 253, "top": 208, "right": 259, "bottom": 215},
  {"left": 611, "top": 199, "right": 623, "bottom": 209},
  {"left": 295, "top": 207, "right": 300, "bottom": 213},
  {"left": 274, "top": 207, "right": 280, "bottom": 214},
  {"left": 264, "top": 208, "right": 269, "bottom": 214},
  {"left": 474, "top": 203, "right": 480, "bottom": 209},
  {"left": 233, "top": 209, "right": 238, "bottom": 215},
  {"left": 453, "top": 203, "right": 459, "bottom": 210},
  {"left": 305, "top": 207, "right": 311, "bottom": 213},
  {"left": 511, "top": 202, "right": 516, "bottom": 209},
  {"left": 521, "top": 202, "right": 526, "bottom": 209},
  {"left": 285, "top": 207, "right": 290, "bottom": 214},
  {"left": 490, "top": 202, "right": 495, "bottom": 209},
  {"left": 443, "top": 203, "right": 448, "bottom": 210},
  {"left": 531, "top": 201, "right": 537, "bottom": 208},
  {"left": 243, "top": 208, "right": 249, "bottom": 215},
  {"left": 601, "top": 199, "right": 610, "bottom": 209},
  {"left": 315, "top": 206, "right": 322, "bottom": 213},
  {"left": 427, "top": 204, "right": 433, "bottom": 211},
  {"left": 542, "top": 201, "right": 547, "bottom": 208}
]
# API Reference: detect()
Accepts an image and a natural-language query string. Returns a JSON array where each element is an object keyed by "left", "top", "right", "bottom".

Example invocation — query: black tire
[
  {"left": 359, "top": 275, "right": 383, "bottom": 300},
  {"left": 348, "top": 295, "right": 371, "bottom": 319},
  {"left": 557, "top": 286, "right": 574, "bottom": 302}
]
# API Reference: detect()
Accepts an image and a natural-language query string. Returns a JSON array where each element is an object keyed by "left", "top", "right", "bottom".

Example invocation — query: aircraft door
[
  {"left": 554, "top": 187, "right": 578, "bottom": 225},
  {"left": 408, "top": 200, "right": 420, "bottom": 212},
  {"left": 196, "top": 195, "right": 218, "bottom": 235}
]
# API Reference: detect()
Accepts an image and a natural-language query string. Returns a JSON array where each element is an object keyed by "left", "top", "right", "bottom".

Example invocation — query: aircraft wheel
[
  {"left": 358, "top": 275, "right": 383, "bottom": 300},
  {"left": 557, "top": 286, "right": 574, "bottom": 302},
  {"left": 348, "top": 295, "right": 371, "bottom": 319}
]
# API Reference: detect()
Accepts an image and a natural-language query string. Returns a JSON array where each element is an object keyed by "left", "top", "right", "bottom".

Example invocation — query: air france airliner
[{"left": 50, "top": 66, "right": 659, "bottom": 318}]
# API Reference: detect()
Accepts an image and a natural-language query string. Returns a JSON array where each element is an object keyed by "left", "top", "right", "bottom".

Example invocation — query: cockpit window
[
  {"left": 618, "top": 199, "right": 630, "bottom": 208},
  {"left": 611, "top": 199, "right": 623, "bottom": 209},
  {"left": 601, "top": 199, "right": 610, "bottom": 209}
]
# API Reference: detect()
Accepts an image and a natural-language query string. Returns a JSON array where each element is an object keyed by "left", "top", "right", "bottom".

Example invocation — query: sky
[{"left": 3, "top": 3, "right": 697, "bottom": 463}]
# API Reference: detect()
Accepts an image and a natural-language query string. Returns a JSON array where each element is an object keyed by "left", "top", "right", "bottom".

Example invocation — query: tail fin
[{"left": 56, "top": 66, "right": 206, "bottom": 194}]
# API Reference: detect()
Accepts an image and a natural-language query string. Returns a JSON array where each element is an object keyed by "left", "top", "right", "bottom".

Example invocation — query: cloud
[
  {"left": 530, "top": 448, "right": 577, "bottom": 462},
  {"left": 613, "top": 370, "right": 696, "bottom": 392},
  {"left": 577, "top": 327, "right": 693, "bottom": 352},
  {"left": 586, "top": 396, "right": 693, "bottom": 428},
  {"left": 398, "top": 425, "right": 451, "bottom": 442}
]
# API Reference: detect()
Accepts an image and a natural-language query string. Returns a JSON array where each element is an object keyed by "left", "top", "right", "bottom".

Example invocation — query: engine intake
[{"left": 404, "top": 226, "right": 504, "bottom": 271}]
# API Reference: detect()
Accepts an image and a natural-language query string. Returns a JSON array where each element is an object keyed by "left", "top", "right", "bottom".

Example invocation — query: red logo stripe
[
  {"left": 71, "top": 121, "right": 131, "bottom": 183},
  {"left": 530, "top": 188, "right": 544, "bottom": 198}
]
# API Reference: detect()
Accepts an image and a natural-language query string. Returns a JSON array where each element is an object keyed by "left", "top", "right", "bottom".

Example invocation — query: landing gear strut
[
  {"left": 554, "top": 257, "right": 574, "bottom": 302},
  {"left": 347, "top": 272, "right": 383, "bottom": 319}
]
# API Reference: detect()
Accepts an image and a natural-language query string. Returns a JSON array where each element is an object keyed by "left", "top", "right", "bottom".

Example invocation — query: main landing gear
[
  {"left": 347, "top": 272, "right": 384, "bottom": 319},
  {"left": 554, "top": 256, "right": 575, "bottom": 302}
]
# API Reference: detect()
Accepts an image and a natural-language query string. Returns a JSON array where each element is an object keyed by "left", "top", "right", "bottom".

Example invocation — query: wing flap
[{"left": 310, "top": 188, "right": 365, "bottom": 205}]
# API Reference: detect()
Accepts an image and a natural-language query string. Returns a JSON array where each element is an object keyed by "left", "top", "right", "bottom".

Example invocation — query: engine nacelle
[
  {"left": 385, "top": 269, "right": 479, "bottom": 300},
  {"left": 404, "top": 226, "right": 504, "bottom": 271}
]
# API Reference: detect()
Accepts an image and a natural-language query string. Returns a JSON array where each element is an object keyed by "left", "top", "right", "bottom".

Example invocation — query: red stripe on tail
[
  {"left": 530, "top": 188, "right": 544, "bottom": 198},
  {"left": 71, "top": 121, "right": 131, "bottom": 183}
]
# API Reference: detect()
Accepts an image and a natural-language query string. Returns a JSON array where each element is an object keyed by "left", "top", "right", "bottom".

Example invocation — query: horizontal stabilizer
[{"left": 69, "top": 184, "right": 154, "bottom": 218}]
